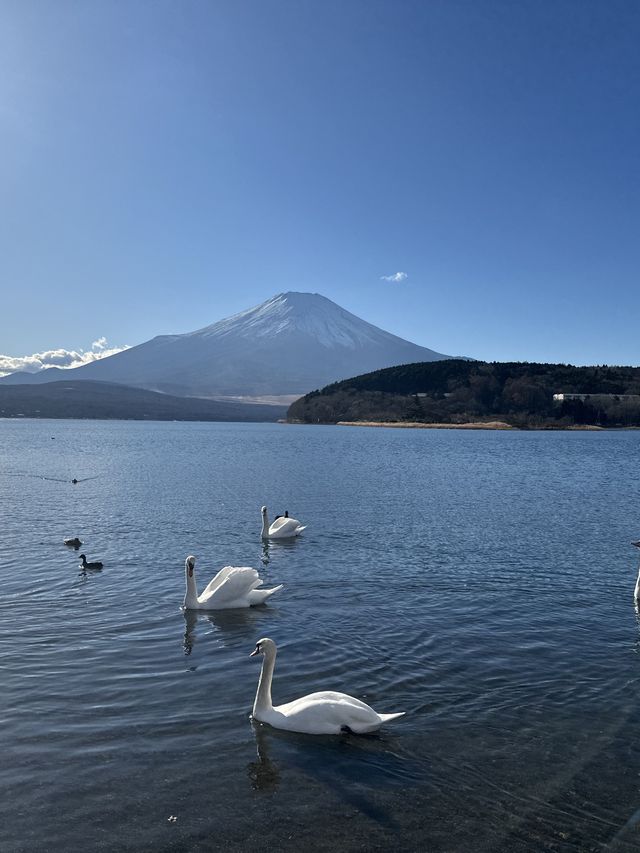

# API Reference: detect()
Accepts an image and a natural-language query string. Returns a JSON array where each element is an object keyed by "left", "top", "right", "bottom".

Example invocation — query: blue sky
[{"left": 1, "top": 0, "right": 639, "bottom": 367}]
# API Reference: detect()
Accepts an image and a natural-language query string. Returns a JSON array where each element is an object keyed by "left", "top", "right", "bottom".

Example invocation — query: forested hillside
[{"left": 287, "top": 361, "right": 640, "bottom": 428}]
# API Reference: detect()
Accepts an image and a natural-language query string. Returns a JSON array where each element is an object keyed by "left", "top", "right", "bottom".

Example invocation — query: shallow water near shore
[{"left": 2, "top": 419, "right": 640, "bottom": 852}]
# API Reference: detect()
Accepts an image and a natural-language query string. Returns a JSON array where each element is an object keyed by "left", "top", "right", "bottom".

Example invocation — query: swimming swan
[
  {"left": 79, "top": 554, "right": 103, "bottom": 570},
  {"left": 250, "top": 638, "right": 405, "bottom": 735},
  {"left": 261, "top": 506, "right": 306, "bottom": 540},
  {"left": 633, "top": 541, "right": 640, "bottom": 600},
  {"left": 183, "top": 556, "right": 283, "bottom": 611}
]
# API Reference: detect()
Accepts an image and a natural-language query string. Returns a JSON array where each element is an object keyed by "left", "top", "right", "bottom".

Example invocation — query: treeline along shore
[{"left": 287, "top": 360, "right": 640, "bottom": 429}]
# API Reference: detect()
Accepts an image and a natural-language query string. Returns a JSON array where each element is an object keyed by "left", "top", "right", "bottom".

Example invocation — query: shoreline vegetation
[
  {"left": 339, "top": 420, "right": 513, "bottom": 429},
  {"left": 337, "top": 420, "right": 505, "bottom": 429},
  {"left": 334, "top": 420, "right": 605, "bottom": 430},
  {"left": 287, "top": 360, "right": 640, "bottom": 429}
]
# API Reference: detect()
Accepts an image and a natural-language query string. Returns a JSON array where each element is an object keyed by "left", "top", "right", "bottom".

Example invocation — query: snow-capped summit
[
  {"left": 0, "top": 292, "right": 456, "bottom": 398},
  {"left": 193, "top": 292, "right": 409, "bottom": 349}
]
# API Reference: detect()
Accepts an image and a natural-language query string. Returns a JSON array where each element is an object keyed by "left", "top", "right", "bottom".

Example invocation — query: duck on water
[{"left": 79, "top": 554, "right": 103, "bottom": 570}]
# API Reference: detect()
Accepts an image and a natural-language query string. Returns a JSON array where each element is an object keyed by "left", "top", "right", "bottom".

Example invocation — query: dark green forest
[{"left": 287, "top": 360, "right": 640, "bottom": 428}]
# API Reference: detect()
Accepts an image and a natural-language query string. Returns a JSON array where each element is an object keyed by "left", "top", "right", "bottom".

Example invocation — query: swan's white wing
[
  {"left": 197, "top": 566, "right": 261, "bottom": 608},
  {"left": 278, "top": 691, "right": 374, "bottom": 715},
  {"left": 248, "top": 584, "right": 283, "bottom": 605},
  {"left": 271, "top": 691, "right": 391, "bottom": 734},
  {"left": 269, "top": 517, "right": 303, "bottom": 537},
  {"left": 199, "top": 566, "right": 237, "bottom": 598}
]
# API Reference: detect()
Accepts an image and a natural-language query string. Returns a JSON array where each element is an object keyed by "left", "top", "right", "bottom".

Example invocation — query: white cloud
[
  {"left": 381, "top": 271, "right": 408, "bottom": 283},
  {"left": 0, "top": 339, "right": 130, "bottom": 377}
]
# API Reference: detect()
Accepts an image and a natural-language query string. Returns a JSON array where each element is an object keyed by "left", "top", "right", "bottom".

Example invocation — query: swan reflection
[
  {"left": 260, "top": 537, "right": 300, "bottom": 568},
  {"left": 181, "top": 606, "right": 270, "bottom": 655},
  {"left": 246, "top": 720, "right": 416, "bottom": 824},
  {"left": 247, "top": 721, "right": 281, "bottom": 792}
]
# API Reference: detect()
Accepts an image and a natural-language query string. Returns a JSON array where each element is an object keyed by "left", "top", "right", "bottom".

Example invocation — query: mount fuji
[{"left": 1, "top": 292, "right": 458, "bottom": 399}]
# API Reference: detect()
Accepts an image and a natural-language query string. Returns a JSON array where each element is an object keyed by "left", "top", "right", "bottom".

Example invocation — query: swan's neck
[
  {"left": 184, "top": 564, "right": 199, "bottom": 608},
  {"left": 253, "top": 648, "right": 276, "bottom": 717},
  {"left": 634, "top": 566, "right": 640, "bottom": 601},
  {"left": 261, "top": 511, "right": 269, "bottom": 539}
]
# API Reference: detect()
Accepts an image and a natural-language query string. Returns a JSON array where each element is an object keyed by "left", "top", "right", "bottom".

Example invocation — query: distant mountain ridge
[
  {"left": 0, "top": 292, "right": 458, "bottom": 397},
  {"left": 0, "top": 381, "right": 286, "bottom": 421}
]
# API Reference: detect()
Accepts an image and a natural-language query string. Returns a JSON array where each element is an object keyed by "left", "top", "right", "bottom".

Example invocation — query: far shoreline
[{"left": 333, "top": 420, "right": 606, "bottom": 431}]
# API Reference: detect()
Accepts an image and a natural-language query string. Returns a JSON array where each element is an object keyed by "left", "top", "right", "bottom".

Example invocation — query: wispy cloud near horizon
[
  {"left": 381, "top": 271, "right": 408, "bottom": 283},
  {"left": 0, "top": 339, "right": 130, "bottom": 377}
]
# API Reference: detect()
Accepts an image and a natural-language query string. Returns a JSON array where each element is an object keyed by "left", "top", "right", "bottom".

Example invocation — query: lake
[{"left": 1, "top": 419, "right": 640, "bottom": 852}]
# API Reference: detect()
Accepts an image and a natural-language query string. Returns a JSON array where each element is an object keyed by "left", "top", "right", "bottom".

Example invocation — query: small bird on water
[
  {"left": 64, "top": 537, "right": 83, "bottom": 549},
  {"left": 79, "top": 554, "right": 103, "bottom": 570}
]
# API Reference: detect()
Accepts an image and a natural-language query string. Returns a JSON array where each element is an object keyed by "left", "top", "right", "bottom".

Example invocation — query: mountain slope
[{"left": 0, "top": 292, "right": 458, "bottom": 397}]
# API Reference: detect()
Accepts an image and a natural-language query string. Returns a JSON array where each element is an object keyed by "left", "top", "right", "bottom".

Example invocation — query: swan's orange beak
[{"left": 250, "top": 646, "right": 260, "bottom": 657}]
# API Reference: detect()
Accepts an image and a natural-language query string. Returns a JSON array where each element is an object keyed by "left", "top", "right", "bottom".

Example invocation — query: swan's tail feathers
[
  {"left": 249, "top": 584, "right": 284, "bottom": 605},
  {"left": 379, "top": 712, "right": 405, "bottom": 725},
  {"left": 296, "top": 526, "right": 307, "bottom": 535}
]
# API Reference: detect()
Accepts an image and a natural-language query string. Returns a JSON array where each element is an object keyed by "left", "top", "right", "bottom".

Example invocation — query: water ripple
[{"left": 2, "top": 422, "right": 640, "bottom": 852}]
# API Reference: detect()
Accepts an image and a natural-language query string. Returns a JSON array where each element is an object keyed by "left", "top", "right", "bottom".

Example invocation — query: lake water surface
[{"left": 2, "top": 420, "right": 640, "bottom": 852}]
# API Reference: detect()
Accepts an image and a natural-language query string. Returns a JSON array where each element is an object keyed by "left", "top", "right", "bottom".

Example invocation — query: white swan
[
  {"left": 261, "top": 506, "right": 306, "bottom": 540},
  {"left": 250, "top": 638, "right": 405, "bottom": 735},
  {"left": 183, "top": 556, "right": 283, "bottom": 611},
  {"left": 633, "top": 542, "right": 640, "bottom": 600}
]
